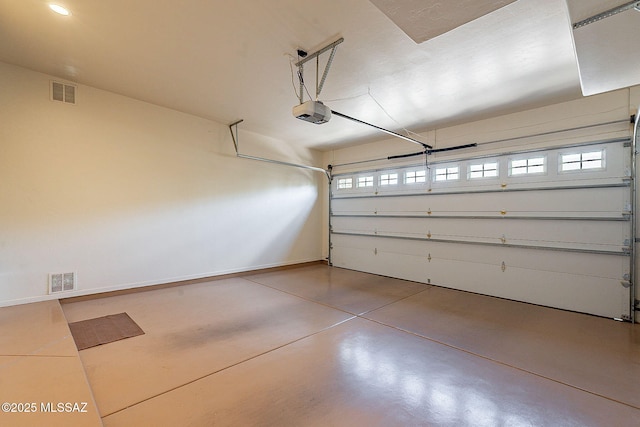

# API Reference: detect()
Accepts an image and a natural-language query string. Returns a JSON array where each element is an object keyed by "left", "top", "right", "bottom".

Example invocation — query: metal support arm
[
  {"left": 228, "top": 120, "right": 331, "bottom": 181},
  {"left": 331, "top": 110, "right": 432, "bottom": 149}
]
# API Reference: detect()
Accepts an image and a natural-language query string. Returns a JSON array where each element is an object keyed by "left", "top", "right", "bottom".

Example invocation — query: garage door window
[
  {"left": 560, "top": 150, "right": 604, "bottom": 172},
  {"left": 405, "top": 170, "right": 427, "bottom": 184},
  {"left": 357, "top": 176, "right": 374, "bottom": 188},
  {"left": 469, "top": 162, "right": 498, "bottom": 179},
  {"left": 435, "top": 166, "right": 460, "bottom": 182},
  {"left": 510, "top": 157, "right": 545, "bottom": 176},
  {"left": 380, "top": 173, "right": 398, "bottom": 186},
  {"left": 337, "top": 178, "right": 353, "bottom": 189}
]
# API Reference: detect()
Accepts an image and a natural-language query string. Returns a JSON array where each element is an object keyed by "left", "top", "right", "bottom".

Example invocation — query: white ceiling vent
[
  {"left": 49, "top": 272, "right": 77, "bottom": 294},
  {"left": 50, "top": 80, "right": 76, "bottom": 104}
]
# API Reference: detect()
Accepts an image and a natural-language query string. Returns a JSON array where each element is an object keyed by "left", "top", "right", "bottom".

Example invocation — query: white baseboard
[{"left": 0, "top": 258, "right": 323, "bottom": 308}]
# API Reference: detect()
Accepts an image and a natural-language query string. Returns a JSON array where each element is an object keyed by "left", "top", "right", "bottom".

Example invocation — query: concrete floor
[
  {"left": 0, "top": 300, "right": 102, "bottom": 427},
  {"left": 2, "top": 264, "right": 639, "bottom": 426}
]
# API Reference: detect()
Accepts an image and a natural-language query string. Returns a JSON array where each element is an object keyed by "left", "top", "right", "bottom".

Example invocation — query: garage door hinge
[
  {"left": 621, "top": 280, "right": 631, "bottom": 288},
  {"left": 501, "top": 261, "right": 506, "bottom": 272},
  {"left": 634, "top": 299, "right": 639, "bottom": 310},
  {"left": 622, "top": 247, "right": 631, "bottom": 254}
]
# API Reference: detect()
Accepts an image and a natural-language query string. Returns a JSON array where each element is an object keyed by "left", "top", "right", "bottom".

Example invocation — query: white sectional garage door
[{"left": 330, "top": 138, "right": 633, "bottom": 319}]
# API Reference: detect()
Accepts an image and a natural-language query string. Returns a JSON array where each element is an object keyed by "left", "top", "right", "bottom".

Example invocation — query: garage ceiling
[
  {"left": 0, "top": 0, "right": 624, "bottom": 150},
  {"left": 369, "top": 0, "right": 517, "bottom": 44}
]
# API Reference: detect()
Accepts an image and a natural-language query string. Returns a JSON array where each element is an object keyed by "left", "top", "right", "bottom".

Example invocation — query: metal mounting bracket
[
  {"left": 294, "top": 37, "right": 344, "bottom": 103},
  {"left": 573, "top": 1, "right": 640, "bottom": 29},
  {"left": 228, "top": 120, "right": 331, "bottom": 181}
]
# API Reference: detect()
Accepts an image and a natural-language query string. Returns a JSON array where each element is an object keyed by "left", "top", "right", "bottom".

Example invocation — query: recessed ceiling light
[{"left": 49, "top": 4, "right": 71, "bottom": 16}]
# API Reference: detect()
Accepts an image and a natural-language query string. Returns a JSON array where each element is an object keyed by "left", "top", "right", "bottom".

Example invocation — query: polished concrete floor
[
  {"left": 0, "top": 300, "right": 102, "bottom": 426},
  {"left": 3, "top": 264, "right": 639, "bottom": 426}
]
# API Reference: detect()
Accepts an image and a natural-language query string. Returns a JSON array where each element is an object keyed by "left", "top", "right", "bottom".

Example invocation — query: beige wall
[{"left": 0, "top": 62, "right": 324, "bottom": 306}]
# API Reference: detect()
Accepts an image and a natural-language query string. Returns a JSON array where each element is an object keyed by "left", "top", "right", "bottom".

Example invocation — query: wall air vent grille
[
  {"left": 50, "top": 81, "right": 77, "bottom": 104},
  {"left": 49, "top": 272, "right": 77, "bottom": 294}
]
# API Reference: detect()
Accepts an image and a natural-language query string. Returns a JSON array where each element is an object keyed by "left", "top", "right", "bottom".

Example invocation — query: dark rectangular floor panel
[{"left": 69, "top": 312, "right": 144, "bottom": 350}]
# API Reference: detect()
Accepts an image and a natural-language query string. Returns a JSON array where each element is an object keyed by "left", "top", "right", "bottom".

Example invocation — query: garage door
[{"left": 330, "top": 138, "right": 633, "bottom": 319}]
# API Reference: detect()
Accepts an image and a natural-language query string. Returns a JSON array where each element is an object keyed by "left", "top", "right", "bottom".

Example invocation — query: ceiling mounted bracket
[
  {"left": 229, "top": 119, "right": 243, "bottom": 153},
  {"left": 228, "top": 120, "right": 332, "bottom": 181},
  {"left": 294, "top": 37, "right": 344, "bottom": 103},
  {"left": 572, "top": 1, "right": 640, "bottom": 29}
]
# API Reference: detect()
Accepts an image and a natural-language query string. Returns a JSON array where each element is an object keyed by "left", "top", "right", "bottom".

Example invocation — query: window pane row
[{"left": 336, "top": 150, "right": 605, "bottom": 190}]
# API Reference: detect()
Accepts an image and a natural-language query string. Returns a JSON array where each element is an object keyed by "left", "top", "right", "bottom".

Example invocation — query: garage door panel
[
  {"left": 332, "top": 235, "right": 628, "bottom": 318},
  {"left": 434, "top": 259, "right": 626, "bottom": 319},
  {"left": 331, "top": 244, "right": 427, "bottom": 285},
  {"left": 335, "top": 142, "right": 630, "bottom": 198},
  {"left": 330, "top": 139, "right": 632, "bottom": 319},
  {"left": 332, "top": 216, "right": 628, "bottom": 252},
  {"left": 332, "top": 234, "right": 627, "bottom": 279},
  {"left": 332, "top": 187, "right": 628, "bottom": 218}
]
